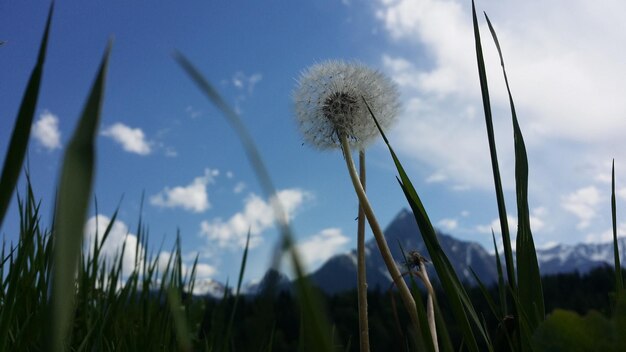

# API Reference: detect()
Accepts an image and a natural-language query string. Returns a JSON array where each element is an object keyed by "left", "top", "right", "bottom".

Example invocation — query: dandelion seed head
[{"left": 293, "top": 60, "right": 400, "bottom": 150}]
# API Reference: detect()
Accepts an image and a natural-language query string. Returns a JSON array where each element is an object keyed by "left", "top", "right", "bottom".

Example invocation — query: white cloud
[
  {"left": 84, "top": 215, "right": 142, "bottom": 275},
  {"left": 437, "top": 218, "right": 458, "bottom": 231},
  {"left": 232, "top": 71, "right": 263, "bottom": 94},
  {"left": 477, "top": 210, "right": 546, "bottom": 236},
  {"left": 32, "top": 111, "right": 61, "bottom": 150},
  {"left": 585, "top": 222, "right": 626, "bottom": 243},
  {"left": 375, "top": 0, "right": 626, "bottom": 243},
  {"left": 561, "top": 186, "right": 602, "bottom": 229},
  {"left": 150, "top": 168, "right": 218, "bottom": 213},
  {"left": 294, "top": 228, "right": 349, "bottom": 269},
  {"left": 185, "top": 105, "right": 202, "bottom": 119},
  {"left": 154, "top": 251, "right": 217, "bottom": 279},
  {"left": 84, "top": 215, "right": 217, "bottom": 289},
  {"left": 618, "top": 187, "right": 626, "bottom": 201},
  {"left": 200, "top": 188, "right": 311, "bottom": 249},
  {"left": 102, "top": 122, "right": 151, "bottom": 155},
  {"left": 426, "top": 171, "right": 447, "bottom": 183},
  {"left": 233, "top": 182, "right": 246, "bottom": 194},
  {"left": 377, "top": 0, "right": 626, "bottom": 142}
]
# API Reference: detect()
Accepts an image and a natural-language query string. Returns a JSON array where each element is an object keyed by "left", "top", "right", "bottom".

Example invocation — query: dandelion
[
  {"left": 294, "top": 61, "right": 421, "bottom": 348},
  {"left": 293, "top": 60, "right": 399, "bottom": 150}
]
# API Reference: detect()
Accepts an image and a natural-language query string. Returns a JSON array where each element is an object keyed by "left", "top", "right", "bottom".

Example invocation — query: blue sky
[{"left": 2, "top": 0, "right": 626, "bottom": 289}]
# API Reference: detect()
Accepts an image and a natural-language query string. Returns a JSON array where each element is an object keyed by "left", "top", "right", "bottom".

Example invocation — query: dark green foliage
[
  {"left": 533, "top": 294, "right": 626, "bottom": 351},
  {"left": 0, "top": 3, "right": 52, "bottom": 230}
]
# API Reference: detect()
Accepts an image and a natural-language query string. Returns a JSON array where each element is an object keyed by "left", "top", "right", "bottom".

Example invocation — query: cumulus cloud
[
  {"left": 102, "top": 122, "right": 151, "bottom": 155},
  {"left": 32, "top": 111, "right": 61, "bottom": 150},
  {"left": 374, "top": 0, "right": 626, "bottom": 243},
  {"left": 477, "top": 209, "right": 546, "bottom": 236},
  {"left": 84, "top": 215, "right": 217, "bottom": 287},
  {"left": 561, "top": 186, "right": 602, "bottom": 229},
  {"left": 84, "top": 215, "right": 142, "bottom": 275},
  {"left": 294, "top": 228, "right": 349, "bottom": 269},
  {"left": 200, "top": 188, "right": 311, "bottom": 249},
  {"left": 150, "top": 169, "right": 219, "bottom": 213},
  {"left": 585, "top": 222, "right": 626, "bottom": 243}
]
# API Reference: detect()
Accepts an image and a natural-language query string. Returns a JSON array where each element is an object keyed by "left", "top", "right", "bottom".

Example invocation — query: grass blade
[
  {"left": 221, "top": 231, "right": 251, "bottom": 351},
  {"left": 173, "top": 52, "right": 335, "bottom": 351},
  {"left": 0, "top": 3, "right": 53, "bottom": 230},
  {"left": 365, "top": 101, "right": 489, "bottom": 352},
  {"left": 612, "top": 160, "right": 624, "bottom": 293},
  {"left": 492, "top": 231, "right": 507, "bottom": 317},
  {"left": 485, "top": 12, "right": 545, "bottom": 330},
  {"left": 50, "top": 40, "right": 112, "bottom": 352},
  {"left": 167, "top": 287, "right": 192, "bottom": 352},
  {"left": 471, "top": 0, "right": 516, "bottom": 294}
]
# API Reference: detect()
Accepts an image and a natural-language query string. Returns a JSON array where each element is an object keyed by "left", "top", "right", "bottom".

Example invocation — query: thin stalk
[
  {"left": 339, "top": 134, "right": 420, "bottom": 333},
  {"left": 356, "top": 150, "right": 370, "bottom": 352},
  {"left": 417, "top": 262, "right": 438, "bottom": 352}
]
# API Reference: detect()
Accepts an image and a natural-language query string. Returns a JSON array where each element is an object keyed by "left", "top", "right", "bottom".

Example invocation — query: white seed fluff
[{"left": 293, "top": 60, "right": 400, "bottom": 150}]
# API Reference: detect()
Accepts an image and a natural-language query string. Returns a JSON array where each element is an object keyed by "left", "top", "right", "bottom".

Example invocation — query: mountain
[
  {"left": 229, "top": 209, "right": 626, "bottom": 296},
  {"left": 309, "top": 209, "right": 498, "bottom": 294},
  {"left": 535, "top": 239, "right": 626, "bottom": 275},
  {"left": 243, "top": 268, "right": 292, "bottom": 295},
  {"left": 192, "top": 278, "right": 230, "bottom": 298},
  {"left": 308, "top": 209, "right": 626, "bottom": 294}
]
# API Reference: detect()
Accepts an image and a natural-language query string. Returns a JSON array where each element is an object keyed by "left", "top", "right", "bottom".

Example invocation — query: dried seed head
[
  {"left": 406, "top": 250, "right": 429, "bottom": 271},
  {"left": 293, "top": 60, "right": 399, "bottom": 150}
]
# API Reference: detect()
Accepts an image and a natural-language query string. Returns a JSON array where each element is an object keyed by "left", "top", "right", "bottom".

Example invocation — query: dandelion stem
[
  {"left": 356, "top": 150, "right": 370, "bottom": 352},
  {"left": 340, "top": 134, "right": 420, "bottom": 333},
  {"left": 417, "top": 263, "right": 438, "bottom": 351}
]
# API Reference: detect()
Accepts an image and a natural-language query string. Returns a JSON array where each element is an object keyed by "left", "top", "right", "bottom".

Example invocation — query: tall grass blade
[
  {"left": 0, "top": 3, "right": 53, "bottom": 230},
  {"left": 492, "top": 231, "right": 507, "bottom": 317},
  {"left": 612, "top": 160, "right": 624, "bottom": 293},
  {"left": 173, "top": 52, "right": 335, "bottom": 351},
  {"left": 485, "top": 13, "right": 545, "bottom": 330},
  {"left": 167, "top": 287, "right": 192, "bottom": 352},
  {"left": 221, "top": 231, "right": 251, "bottom": 351},
  {"left": 471, "top": 0, "right": 516, "bottom": 293},
  {"left": 50, "top": 40, "right": 112, "bottom": 352},
  {"left": 365, "top": 101, "right": 489, "bottom": 352}
]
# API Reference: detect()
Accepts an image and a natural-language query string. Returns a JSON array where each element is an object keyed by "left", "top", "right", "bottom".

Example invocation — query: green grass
[{"left": 0, "top": 2, "right": 625, "bottom": 351}]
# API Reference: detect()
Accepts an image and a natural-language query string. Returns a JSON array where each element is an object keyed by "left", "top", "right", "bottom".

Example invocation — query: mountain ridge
[{"left": 239, "top": 209, "right": 626, "bottom": 295}]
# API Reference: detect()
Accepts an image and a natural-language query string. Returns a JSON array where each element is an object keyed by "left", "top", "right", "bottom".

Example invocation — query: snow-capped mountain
[
  {"left": 535, "top": 239, "right": 626, "bottom": 275},
  {"left": 309, "top": 209, "right": 498, "bottom": 294},
  {"left": 307, "top": 209, "right": 626, "bottom": 294},
  {"left": 192, "top": 278, "right": 230, "bottom": 298},
  {"left": 200, "top": 209, "right": 626, "bottom": 297}
]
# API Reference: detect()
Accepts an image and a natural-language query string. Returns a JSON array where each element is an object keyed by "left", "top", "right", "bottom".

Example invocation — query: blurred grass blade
[
  {"left": 50, "top": 40, "right": 112, "bottom": 352},
  {"left": 471, "top": 0, "right": 516, "bottom": 293},
  {"left": 167, "top": 287, "right": 192, "bottom": 352},
  {"left": 485, "top": 12, "right": 545, "bottom": 330},
  {"left": 365, "top": 101, "right": 489, "bottom": 352},
  {"left": 612, "top": 160, "right": 624, "bottom": 293},
  {"left": 221, "top": 231, "right": 251, "bottom": 351},
  {"left": 173, "top": 52, "right": 335, "bottom": 351},
  {"left": 0, "top": 3, "right": 53, "bottom": 230}
]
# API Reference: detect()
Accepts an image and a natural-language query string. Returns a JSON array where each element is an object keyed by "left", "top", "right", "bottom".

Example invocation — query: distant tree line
[{"left": 197, "top": 266, "right": 623, "bottom": 351}]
